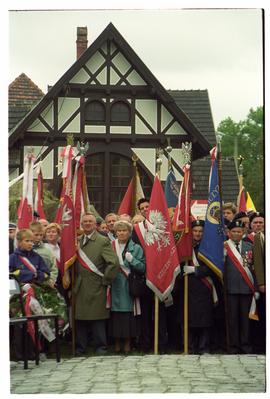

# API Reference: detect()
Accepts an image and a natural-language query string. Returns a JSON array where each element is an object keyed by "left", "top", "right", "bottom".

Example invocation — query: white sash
[
  {"left": 77, "top": 248, "right": 104, "bottom": 277},
  {"left": 77, "top": 248, "right": 111, "bottom": 309},
  {"left": 19, "top": 256, "right": 37, "bottom": 274},
  {"left": 226, "top": 240, "right": 255, "bottom": 286},
  {"left": 225, "top": 239, "right": 258, "bottom": 321},
  {"left": 184, "top": 250, "right": 218, "bottom": 304},
  {"left": 113, "top": 239, "right": 141, "bottom": 316}
]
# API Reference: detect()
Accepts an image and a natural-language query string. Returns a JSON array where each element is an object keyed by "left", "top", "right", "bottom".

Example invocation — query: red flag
[
  {"left": 17, "top": 152, "right": 35, "bottom": 229},
  {"left": 118, "top": 170, "right": 144, "bottom": 216},
  {"left": 59, "top": 195, "right": 77, "bottom": 289},
  {"left": 118, "top": 177, "right": 134, "bottom": 215},
  {"left": 237, "top": 186, "right": 247, "bottom": 212},
  {"left": 139, "top": 175, "right": 180, "bottom": 301},
  {"left": 17, "top": 198, "right": 33, "bottom": 230},
  {"left": 34, "top": 164, "right": 46, "bottom": 219},
  {"left": 172, "top": 164, "right": 193, "bottom": 262}
]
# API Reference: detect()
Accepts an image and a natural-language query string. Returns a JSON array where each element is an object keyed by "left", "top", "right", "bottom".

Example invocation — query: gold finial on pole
[
  {"left": 67, "top": 133, "right": 74, "bottom": 146},
  {"left": 166, "top": 139, "right": 173, "bottom": 171},
  {"left": 238, "top": 155, "right": 244, "bottom": 189},
  {"left": 132, "top": 153, "right": 139, "bottom": 166},
  {"left": 156, "top": 147, "right": 163, "bottom": 178}
]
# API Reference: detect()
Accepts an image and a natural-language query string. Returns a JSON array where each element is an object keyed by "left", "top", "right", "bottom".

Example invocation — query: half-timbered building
[{"left": 9, "top": 23, "right": 239, "bottom": 216}]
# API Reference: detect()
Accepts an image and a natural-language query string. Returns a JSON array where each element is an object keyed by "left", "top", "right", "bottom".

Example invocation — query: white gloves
[
  {"left": 125, "top": 252, "right": 133, "bottom": 263},
  {"left": 255, "top": 291, "right": 260, "bottom": 300}
]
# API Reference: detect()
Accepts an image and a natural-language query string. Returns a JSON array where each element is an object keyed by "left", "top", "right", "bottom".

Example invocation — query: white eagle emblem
[
  {"left": 144, "top": 210, "right": 171, "bottom": 251},
  {"left": 62, "top": 204, "right": 72, "bottom": 228}
]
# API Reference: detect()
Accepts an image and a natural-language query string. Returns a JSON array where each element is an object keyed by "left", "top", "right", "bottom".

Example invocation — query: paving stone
[
  {"left": 167, "top": 386, "right": 192, "bottom": 393},
  {"left": 118, "top": 387, "right": 142, "bottom": 393},
  {"left": 12, "top": 386, "right": 42, "bottom": 394},
  {"left": 9, "top": 354, "right": 266, "bottom": 394}
]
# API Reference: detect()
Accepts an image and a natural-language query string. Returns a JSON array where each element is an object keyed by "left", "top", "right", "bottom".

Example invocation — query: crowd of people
[{"left": 9, "top": 199, "right": 265, "bottom": 358}]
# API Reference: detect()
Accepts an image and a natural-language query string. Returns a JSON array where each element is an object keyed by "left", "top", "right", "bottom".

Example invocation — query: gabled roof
[
  {"left": 9, "top": 73, "right": 44, "bottom": 131},
  {"left": 8, "top": 23, "right": 211, "bottom": 159},
  {"left": 168, "top": 90, "right": 216, "bottom": 147},
  {"left": 192, "top": 157, "right": 239, "bottom": 202}
]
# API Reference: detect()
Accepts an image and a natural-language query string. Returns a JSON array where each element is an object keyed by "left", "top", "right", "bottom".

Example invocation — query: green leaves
[{"left": 217, "top": 106, "right": 264, "bottom": 211}]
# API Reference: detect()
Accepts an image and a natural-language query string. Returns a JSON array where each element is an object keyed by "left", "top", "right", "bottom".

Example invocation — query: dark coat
[
  {"left": 9, "top": 248, "right": 50, "bottom": 283},
  {"left": 225, "top": 239, "right": 255, "bottom": 294},
  {"left": 178, "top": 243, "right": 215, "bottom": 328},
  {"left": 253, "top": 232, "right": 265, "bottom": 286},
  {"left": 74, "top": 230, "right": 120, "bottom": 321}
]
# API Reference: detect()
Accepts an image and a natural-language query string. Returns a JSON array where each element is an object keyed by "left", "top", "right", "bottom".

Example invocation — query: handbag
[{"left": 128, "top": 270, "right": 146, "bottom": 298}]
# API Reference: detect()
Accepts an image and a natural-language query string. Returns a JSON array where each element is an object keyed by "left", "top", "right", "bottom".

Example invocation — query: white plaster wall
[
  {"left": 136, "top": 100, "right": 157, "bottom": 131},
  {"left": 85, "top": 125, "right": 106, "bottom": 134},
  {"left": 110, "top": 126, "right": 131, "bottom": 134},
  {"left": 127, "top": 70, "right": 146, "bottom": 85},
  {"left": 69, "top": 68, "right": 89, "bottom": 84},
  {"left": 85, "top": 51, "right": 105, "bottom": 74},
  {"left": 58, "top": 98, "right": 80, "bottom": 131},
  {"left": 112, "top": 52, "right": 131, "bottom": 75}
]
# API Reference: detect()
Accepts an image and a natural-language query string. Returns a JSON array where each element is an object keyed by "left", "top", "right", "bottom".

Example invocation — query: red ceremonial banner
[
  {"left": 59, "top": 195, "right": 77, "bottom": 288},
  {"left": 144, "top": 175, "right": 180, "bottom": 301}
]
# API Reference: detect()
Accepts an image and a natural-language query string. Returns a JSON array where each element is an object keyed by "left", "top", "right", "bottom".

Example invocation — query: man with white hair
[{"left": 74, "top": 213, "right": 119, "bottom": 355}]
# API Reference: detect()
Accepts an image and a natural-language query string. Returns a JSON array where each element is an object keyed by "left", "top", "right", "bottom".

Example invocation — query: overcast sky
[{"left": 8, "top": 8, "right": 264, "bottom": 128}]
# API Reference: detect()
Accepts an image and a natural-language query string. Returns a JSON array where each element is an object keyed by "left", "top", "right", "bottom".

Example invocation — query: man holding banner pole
[
  {"left": 134, "top": 148, "right": 180, "bottom": 354},
  {"left": 74, "top": 213, "right": 119, "bottom": 355}
]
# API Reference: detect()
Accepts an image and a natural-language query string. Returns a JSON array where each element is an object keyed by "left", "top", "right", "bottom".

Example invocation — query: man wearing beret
[
  {"left": 224, "top": 220, "right": 258, "bottom": 354},
  {"left": 247, "top": 212, "right": 264, "bottom": 243},
  {"left": 182, "top": 219, "right": 218, "bottom": 354},
  {"left": 233, "top": 211, "right": 250, "bottom": 238}
]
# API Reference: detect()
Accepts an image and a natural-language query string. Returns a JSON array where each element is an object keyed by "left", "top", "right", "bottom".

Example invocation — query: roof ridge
[{"left": 9, "top": 73, "right": 44, "bottom": 96}]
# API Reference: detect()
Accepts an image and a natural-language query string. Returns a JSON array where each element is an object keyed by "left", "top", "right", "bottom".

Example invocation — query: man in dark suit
[{"left": 224, "top": 220, "right": 258, "bottom": 354}]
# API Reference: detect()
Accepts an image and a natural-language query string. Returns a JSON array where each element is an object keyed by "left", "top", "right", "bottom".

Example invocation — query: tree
[
  {"left": 217, "top": 106, "right": 264, "bottom": 211},
  {"left": 9, "top": 181, "right": 59, "bottom": 223}
]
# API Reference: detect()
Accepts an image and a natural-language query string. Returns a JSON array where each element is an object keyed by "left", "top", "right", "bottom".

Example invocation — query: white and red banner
[
  {"left": 140, "top": 175, "right": 180, "bottom": 301},
  {"left": 59, "top": 195, "right": 77, "bottom": 289},
  {"left": 17, "top": 151, "right": 36, "bottom": 229},
  {"left": 34, "top": 163, "right": 46, "bottom": 220},
  {"left": 172, "top": 164, "right": 193, "bottom": 262},
  {"left": 55, "top": 145, "right": 74, "bottom": 224}
]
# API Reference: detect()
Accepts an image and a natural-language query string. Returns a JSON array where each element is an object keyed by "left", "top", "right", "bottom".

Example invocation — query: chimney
[{"left": 76, "top": 27, "right": 88, "bottom": 60}]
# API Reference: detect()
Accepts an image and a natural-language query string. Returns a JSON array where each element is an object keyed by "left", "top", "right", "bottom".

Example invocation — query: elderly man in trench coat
[{"left": 74, "top": 212, "right": 119, "bottom": 355}]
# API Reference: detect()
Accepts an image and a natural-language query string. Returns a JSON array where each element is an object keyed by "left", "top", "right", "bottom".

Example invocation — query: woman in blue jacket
[{"left": 110, "top": 220, "right": 145, "bottom": 353}]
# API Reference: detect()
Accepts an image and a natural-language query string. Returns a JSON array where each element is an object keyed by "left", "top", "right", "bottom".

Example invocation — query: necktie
[
  {"left": 235, "top": 243, "right": 240, "bottom": 252},
  {"left": 83, "top": 235, "right": 90, "bottom": 246}
]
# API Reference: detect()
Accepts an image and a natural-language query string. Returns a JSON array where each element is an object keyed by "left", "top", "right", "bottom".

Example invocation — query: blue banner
[
  {"left": 165, "top": 167, "right": 179, "bottom": 209},
  {"left": 198, "top": 149, "right": 225, "bottom": 280}
]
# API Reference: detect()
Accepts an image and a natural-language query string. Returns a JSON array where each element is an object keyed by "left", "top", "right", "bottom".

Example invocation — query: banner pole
[
  {"left": 153, "top": 148, "right": 163, "bottom": 355},
  {"left": 217, "top": 138, "right": 230, "bottom": 352},
  {"left": 183, "top": 267, "right": 188, "bottom": 354},
  {"left": 71, "top": 263, "right": 76, "bottom": 356},
  {"left": 182, "top": 142, "right": 192, "bottom": 355}
]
